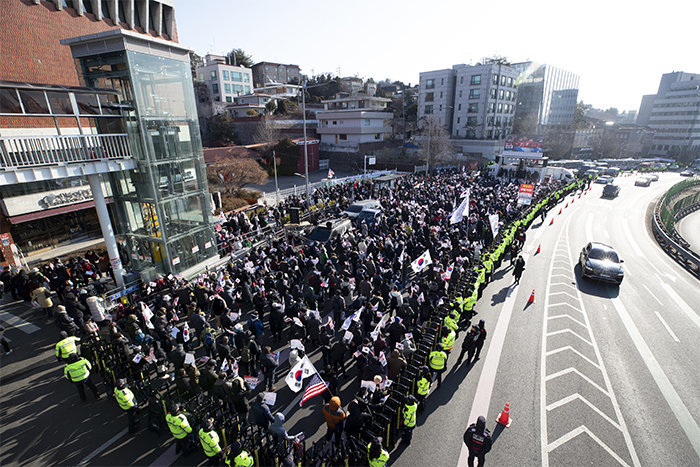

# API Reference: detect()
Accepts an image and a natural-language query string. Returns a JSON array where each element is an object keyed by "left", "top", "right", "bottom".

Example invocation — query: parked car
[
  {"left": 595, "top": 175, "right": 614, "bottom": 184},
  {"left": 579, "top": 242, "right": 624, "bottom": 285},
  {"left": 680, "top": 170, "right": 694, "bottom": 177},
  {"left": 305, "top": 218, "right": 352, "bottom": 244},
  {"left": 356, "top": 208, "right": 382, "bottom": 225},
  {"left": 341, "top": 199, "right": 382, "bottom": 219},
  {"left": 602, "top": 183, "right": 620, "bottom": 198},
  {"left": 648, "top": 173, "right": 659, "bottom": 181},
  {"left": 635, "top": 177, "right": 652, "bottom": 187}
]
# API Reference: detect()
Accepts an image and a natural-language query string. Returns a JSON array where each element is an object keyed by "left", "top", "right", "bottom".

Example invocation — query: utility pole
[
  {"left": 273, "top": 149, "right": 279, "bottom": 205},
  {"left": 302, "top": 79, "right": 310, "bottom": 209}
]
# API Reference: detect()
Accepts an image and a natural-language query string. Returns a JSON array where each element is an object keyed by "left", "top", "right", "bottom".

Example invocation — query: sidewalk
[{"left": 26, "top": 237, "right": 105, "bottom": 265}]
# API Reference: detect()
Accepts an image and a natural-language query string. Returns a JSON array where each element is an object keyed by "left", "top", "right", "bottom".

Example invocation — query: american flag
[{"left": 299, "top": 373, "right": 328, "bottom": 407}]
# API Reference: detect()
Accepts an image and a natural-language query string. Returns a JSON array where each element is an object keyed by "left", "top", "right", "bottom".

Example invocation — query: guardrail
[
  {"left": 651, "top": 180, "right": 700, "bottom": 278},
  {"left": 0, "top": 133, "right": 132, "bottom": 169}
]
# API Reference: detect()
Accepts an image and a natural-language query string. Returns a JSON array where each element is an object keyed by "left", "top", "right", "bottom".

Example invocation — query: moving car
[
  {"left": 648, "top": 173, "right": 659, "bottom": 182},
  {"left": 635, "top": 176, "right": 652, "bottom": 187},
  {"left": 680, "top": 170, "right": 694, "bottom": 177},
  {"left": 306, "top": 218, "right": 352, "bottom": 244},
  {"left": 602, "top": 183, "right": 620, "bottom": 198},
  {"left": 341, "top": 199, "right": 382, "bottom": 219},
  {"left": 579, "top": 242, "right": 624, "bottom": 285},
  {"left": 595, "top": 175, "right": 614, "bottom": 184}
]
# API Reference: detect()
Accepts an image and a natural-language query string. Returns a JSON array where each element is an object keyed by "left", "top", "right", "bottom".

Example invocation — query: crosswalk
[{"left": 0, "top": 302, "right": 40, "bottom": 335}]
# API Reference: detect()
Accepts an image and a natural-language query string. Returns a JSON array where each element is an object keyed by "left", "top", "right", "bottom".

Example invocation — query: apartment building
[
  {"left": 251, "top": 62, "right": 301, "bottom": 88},
  {"left": 196, "top": 54, "right": 253, "bottom": 103},
  {"left": 417, "top": 69, "right": 456, "bottom": 133},
  {"left": 317, "top": 95, "right": 392, "bottom": 152}
]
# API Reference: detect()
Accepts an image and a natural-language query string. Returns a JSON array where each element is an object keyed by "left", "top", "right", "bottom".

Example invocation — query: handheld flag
[
  {"left": 411, "top": 250, "right": 432, "bottom": 274},
  {"left": 299, "top": 373, "right": 328, "bottom": 407},
  {"left": 450, "top": 190, "right": 470, "bottom": 224},
  {"left": 327, "top": 168, "right": 335, "bottom": 179},
  {"left": 285, "top": 356, "right": 316, "bottom": 393}
]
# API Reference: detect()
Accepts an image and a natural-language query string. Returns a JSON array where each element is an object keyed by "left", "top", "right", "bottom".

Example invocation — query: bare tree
[
  {"left": 419, "top": 115, "right": 452, "bottom": 173},
  {"left": 253, "top": 116, "right": 281, "bottom": 146},
  {"left": 206, "top": 158, "right": 268, "bottom": 196}
]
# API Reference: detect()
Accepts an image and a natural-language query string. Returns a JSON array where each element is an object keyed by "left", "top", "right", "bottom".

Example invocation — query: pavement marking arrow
[
  {"left": 547, "top": 302, "right": 583, "bottom": 312},
  {"left": 546, "top": 346, "right": 601, "bottom": 369},
  {"left": 546, "top": 394, "right": 621, "bottom": 431},
  {"left": 548, "top": 290, "right": 579, "bottom": 301},
  {"left": 546, "top": 328, "right": 593, "bottom": 346},
  {"left": 548, "top": 313, "right": 587, "bottom": 328},
  {"left": 545, "top": 367, "right": 609, "bottom": 397},
  {"left": 547, "top": 426, "right": 631, "bottom": 467}
]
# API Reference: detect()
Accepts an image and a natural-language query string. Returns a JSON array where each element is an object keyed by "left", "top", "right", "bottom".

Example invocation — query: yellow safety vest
[
  {"left": 429, "top": 350, "right": 447, "bottom": 370},
  {"left": 484, "top": 259, "right": 493, "bottom": 274},
  {"left": 166, "top": 413, "right": 192, "bottom": 439},
  {"left": 199, "top": 428, "right": 221, "bottom": 457},
  {"left": 227, "top": 451, "right": 254, "bottom": 467},
  {"left": 56, "top": 337, "right": 80, "bottom": 359},
  {"left": 114, "top": 387, "right": 135, "bottom": 410},
  {"left": 444, "top": 315, "right": 458, "bottom": 333},
  {"left": 64, "top": 358, "right": 91, "bottom": 382},
  {"left": 367, "top": 444, "right": 390, "bottom": 467},
  {"left": 441, "top": 331, "right": 455, "bottom": 351},
  {"left": 417, "top": 377, "right": 430, "bottom": 396},
  {"left": 403, "top": 403, "right": 417, "bottom": 428}
]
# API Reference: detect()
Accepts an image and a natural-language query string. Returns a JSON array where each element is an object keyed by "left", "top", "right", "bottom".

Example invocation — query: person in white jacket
[{"left": 86, "top": 294, "right": 107, "bottom": 324}]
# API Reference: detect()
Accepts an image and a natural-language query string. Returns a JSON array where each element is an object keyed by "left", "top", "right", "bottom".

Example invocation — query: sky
[{"left": 175, "top": 0, "right": 700, "bottom": 112}]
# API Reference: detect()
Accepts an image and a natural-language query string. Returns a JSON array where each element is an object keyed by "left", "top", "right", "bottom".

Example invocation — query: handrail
[
  {"left": 651, "top": 187, "right": 700, "bottom": 278},
  {"left": 0, "top": 133, "right": 132, "bottom": 169}
]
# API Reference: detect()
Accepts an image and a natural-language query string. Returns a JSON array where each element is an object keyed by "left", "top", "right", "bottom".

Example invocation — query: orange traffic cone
[
  {"left": 558, "top": 208, "right": 562, "bottom": 215},
  {"left": 565, "top": 202, "right": 569, "bottom": 208},
  {"left": 497, "top": 403, "right": 512, "bottom": 427},
  {"left": 549, "top": 218, "right": 554, "bottom": 226},
  {"left": 536, "top": 244, "right": 541, "bottom": 254},
  {"left": 571, "top": 198, "right": 574, "bottom": 204},
  {"left": 578, "top": 194, "right": 581, "bottom": 198},
  {"left": 528, "top": 290, "right": 535, "bottom": 303}
]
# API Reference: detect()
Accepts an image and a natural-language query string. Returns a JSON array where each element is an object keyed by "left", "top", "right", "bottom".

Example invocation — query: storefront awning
[{"left": 7, "top": 199, "right": 112, "bottom": 224}]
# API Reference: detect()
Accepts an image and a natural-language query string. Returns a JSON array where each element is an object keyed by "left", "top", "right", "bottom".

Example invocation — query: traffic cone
[
  {"left": 571, "top": 198, "right": 574, "bottom": 204},
  {"left": 558, "top": 208, "right": 562, "bottom": 215},
  {"left": 549, "top": 218, "right": 554, "bottom": 226},
  {"left": 528, "top": 290, "right": 535, "bottom": 303},
  {"left": 497, "top": 403, "right": 512, "bottom": 427},
  {"left": 578, "top": 194, "right": 581, "bottom": 198},
  {"left": 565, "top": 202, "right": 569, "bottom": 208},
  {"left": 536, "top": 244, "right": 541, "bottom": 254}
]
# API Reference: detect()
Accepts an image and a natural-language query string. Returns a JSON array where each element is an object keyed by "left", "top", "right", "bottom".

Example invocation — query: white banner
[
  {"left": 488, "top": 213, "right": 500, "bottom": 236},
  {"left": 450, "top": 190, "right": 470, "bottom": 224}
]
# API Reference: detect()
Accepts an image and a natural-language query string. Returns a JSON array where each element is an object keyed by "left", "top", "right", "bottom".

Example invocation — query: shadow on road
[
  {"left": 417, "top": 359, "right": 475, "bottom": 423},
  {"left": 573, "top": 264, "right": 620, "bottom": 299},
  {"left": 491, "top": 422, "right": 507, "bottom": 443}
]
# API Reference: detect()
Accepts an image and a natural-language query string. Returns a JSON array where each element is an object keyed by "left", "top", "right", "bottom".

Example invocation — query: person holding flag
[{"left": 327, "top": 168, "right": 335, "bottom": 179}]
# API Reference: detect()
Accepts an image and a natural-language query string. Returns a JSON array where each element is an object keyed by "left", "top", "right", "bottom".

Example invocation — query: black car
[
  {"left": 579, "top": 242, "right": 624, "bottom": 285},
  {"left": 602, "top": 183, "right": 620, "bottom": 198}
]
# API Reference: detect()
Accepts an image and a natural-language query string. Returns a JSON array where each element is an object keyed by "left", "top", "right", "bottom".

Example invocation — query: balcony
[{"left": 0, "top": 133, "right": 132, "bottom": 169}]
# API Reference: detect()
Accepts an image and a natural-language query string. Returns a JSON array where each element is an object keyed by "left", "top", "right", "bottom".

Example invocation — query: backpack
[{"left": 202, "top": 327, "right": 216, "bottom": 347}]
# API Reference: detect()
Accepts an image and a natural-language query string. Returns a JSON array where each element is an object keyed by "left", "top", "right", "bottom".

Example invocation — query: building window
[
  {"left": 469, "top": 89, "right": 480, "bottom": 99},
  {"left": 488, "top": 116, "right": 494, "bottom": 125},
  {"left": 460, "top": 76, "right": 464, "bottom": 84},
  {"left": 424, "top": 105, "right": 433, "bottom": 114},
  {"left": 231, "top": 72, "right": 242, "bottom": 82},
  {"left": 459, "top": 90, "right": 463, "bottom": 98},
  {"left": 375, "top": 133, "right": 381, "bottom": 140},
  {"left": 508, "top": 77, "right": 514, "bottom": 87},
  {"left": 501, "top": 76, "right": 507, "bottom": 86},
  {"left": 339, "top": 134, "right": 347, "bottom": 140},
  {"left": 489, "top": 103, "right": 495, "bottom": 113},
  {"left": 439, "top": 105, "right": 443, "bottom": 111},
  {"left": 458, "top": 104, "right": 462, "bottom": 111},
  {"left": 471, "top": 75, "right": 481, "bottom": 85},
  {"left": 425, "top": 79, "right": 435, "bottom": 89},
  {"left": 225, "top": 96, "right": 232, "bottom": 103},
  {"left": 223, "top": 70, "right": 229, "bottom": 81},
  {"left": 233, "top": 84, "right": 243, "bottom": 94},
  {"left": 212, "top": 83, "right": 219, "bottom": 94},
  {"left": 457, "top": 117, "right": 461, "bottom": 124},
  {"left": 211, "top": 71, "right": 217, "bottom": 80},
  {"left": 265, "top": 66, "right": 270, "bottom": 71},
  {"left": 495, "top": 117, "right": 501, "bottom": 126},
  {"left": 332, "top": 121, "right": 337, "bottom": 125},
  {"left": 487, "top": 130, "right": 493, "bottom": 138},
  {"left": 224, "top": 83, "right": 231, "bottom": 93},
  {"left": 441, "top": 78, "right": 444, "bottom": 85},
  {"left": 425, "top": 92, "right": 434, "bottom": 102},
  {"left": 440, "top": 92, "right": 443, "bottom": 98},
  {"left": 499, "top": 89, "right": 505, "bottom": 99},
  {"left": 468, "top": 103, "right": 478, "bottom": 113},
  {"left": 498, "top": 103, "right": 503, "bottom": 112},
  {"left": 492, "top": 74, "right": 499, "bottom": 85},
  {"left": 467, "top": 117, "right": 478, "bottom": 126},
  {"left": 243, "top": 74, "right": 250, "bottom": 82},
  {"left": 244, "top": 86, "right": 250, "bottom": 94},
  {"left": 363, "top": 119, "right": 371, "bottom": 126},
  {"left": 490, "top": 89, "right": 497, "bottom": 99}
]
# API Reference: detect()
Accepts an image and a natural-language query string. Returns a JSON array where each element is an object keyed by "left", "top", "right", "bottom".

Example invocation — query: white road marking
[
  {"left": 150, "top": 445, "right": 177, "bottom": 467},
  {"left": 548, "top": 313, "right": 587, "bottom": 328},
  {"left": 654, "top": 312, "right": 680, "bottom": 343},
  {"left": 545, "top": 368, "right": 609, "bottom": 396},
  {"left": 0, "top": 310, "right": 40, "bottom": 334},
  {"left": 548, "top": 302, "right": 582, "bottom": 312},
  {"left": 621, "top": 222, "right": 643, "bottom": 257},
  {"left": 546, "top": 346, "right": 601, "bottom": 369},
  {"left": 642, "top": 284, "right": 663, "bottom": 306},
  {"left": 457, "top": 275, "right": 521, "bottom": 466},
  {"left": 659, "top": 282, "right": 700, "bottom": 330},
  {"left": 78, "top": 428, "right": 128, "bottom": 465},
  {"left": 610, "top": 296, "right": 700, "bottom": 458},
  {"left": 546, "top": 328, "right": 593, "bottom": 345},
  {"left": 546, "top": 394, "right": 620, "bottom": 430},
  {"left": 548, "top": 426, "right": 631, "bottom": 467}
]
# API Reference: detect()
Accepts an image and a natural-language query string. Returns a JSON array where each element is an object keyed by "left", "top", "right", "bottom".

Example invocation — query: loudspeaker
[{"left": 289, "top": 207, "right": 301, "bottom": 224}]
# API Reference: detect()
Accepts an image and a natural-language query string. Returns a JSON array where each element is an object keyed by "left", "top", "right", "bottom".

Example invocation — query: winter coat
[{"left": 323, "top": 396, "right": 346, "bottom": 430}]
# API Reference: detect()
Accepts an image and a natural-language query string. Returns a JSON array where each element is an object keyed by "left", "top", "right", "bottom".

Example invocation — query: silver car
[{"left": 579, "top": 242, "right": 624, "bottom": 285}]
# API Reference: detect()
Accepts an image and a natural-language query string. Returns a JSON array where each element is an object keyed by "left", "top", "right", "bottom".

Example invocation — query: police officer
[
  {"left": 401, "top": 395, "right": 418, "bottom": 445},
  {"left": 415, "top": 366, "right": 432, "bottom": 411},
  {"left": 166, "top": 403, "right": 192, "bottom": 454},
  {"left": 114, "top": 378, "right": 138, "bottom": 433},
  {"left": 64, "top": 353, "right": 100, "bottom": 401},
  {"left": 428, "top": 343, "right": 447, "bottom": 388},
  {"left": 463, "top": 415, "right": 492, "bottom": 467},
  {"left": 456, "top": 325, "right": 479, "bottom": 365},
  {"left": 55, "top": 331, "right": 80, "bottom": 362},
  {"left": 199, "top": 417, "right": 223, "bottom": 466},
  {"left": 367, "top": 436, "right": 389, "bottom": 467},
  {"left": 226, "top": 440, "right": 254, "bottom": 467},
  {"left": 441, "top": 326, "right": 456, "bottom": 352},
  {"left": 473, "top": 320, "right": 487, "bottom": 362},
  {"left": 444, "top": 311, "right": 459, "bottom": 335}
]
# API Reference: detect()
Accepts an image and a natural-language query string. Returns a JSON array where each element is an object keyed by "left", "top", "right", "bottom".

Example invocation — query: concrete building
[
  {"left": 251, "top": 62, "right": 301, "bottom": 88},
  {"left": 196, "top": 54, "right": 253, "bottom": 103},
  {"left": 316, "top": 110, "right": 393, "bottom": 153},
  {"left": 0, "top": 1, "right": 216, "bottom": 282},
  {"left": 640, "top": 72, "right": 700, "bottom": 159},
  {"left": 417, "top": 69, "right": 456, "bottom": 133},
  {"left": 511, "top": 62, "right": 580, "bottom": 134},
  {"left": 253, "top": 83, "right": 301, "bottom": 99},
  {"left": 321, "top": 94, "right": 391, "bottom": 111}
]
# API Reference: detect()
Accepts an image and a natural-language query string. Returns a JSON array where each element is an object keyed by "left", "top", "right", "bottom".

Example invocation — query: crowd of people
[{"left": 21, "top": 168, "right": 581, "bottom": 466}]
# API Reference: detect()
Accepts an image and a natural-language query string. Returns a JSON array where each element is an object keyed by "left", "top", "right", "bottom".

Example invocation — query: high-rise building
[
  {"left": 511, "top": 62, "right": 580, "bottom": 135},
  {"left": 0, "top": 0, "right": 216, "bottom": 281},
  {"left": 251, "top": 62, "right": 301, "bottom": 88},
  {"left": 195, "top": 54, "right": 253, "bottom": 104},
  {"left": 638, "top": 72, "right": 700, "bottom": 159},
  {"left": 418, "top": 62, "right": 519, "bottom": 140}
]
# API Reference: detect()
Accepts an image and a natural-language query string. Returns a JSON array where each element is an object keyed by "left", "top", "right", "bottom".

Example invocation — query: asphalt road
[
  {"left": 1, "top": 173, "right": 698, "bottom": 467},
  {"left": 677, "top": 208, "right": 700, "bottom": 254}
]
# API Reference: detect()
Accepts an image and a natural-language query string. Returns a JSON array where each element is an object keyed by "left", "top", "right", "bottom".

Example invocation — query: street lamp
[{"left": 302, "top": 80, "right": 310, "bottom": 209}]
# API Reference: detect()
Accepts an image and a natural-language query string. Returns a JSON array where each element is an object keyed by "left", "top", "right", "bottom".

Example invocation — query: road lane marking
[
  {"left": 546, "top": 346, "right": 601, "bottom": 369},
  {"left": 150, "top": 445, "right": 178, "bottom": 467},
  {"left": 546, "top": 328, "right": 593, "bottom": 346},
  {"left": 642, "top": 284, "right": 663, "bottom": 306},
  {"left": 610, "top": 296, "right": 700, "bottom": 458},
  {"left": 548, "top": 290, "right": 579, "bottom": 301},
  {"left": 546, "top": 394, "right": 620, "bottom": 430},
  {"left": 457, "top": 276, "right": 521, "bottom": 466},
  {"left": 545, "top": 368, "right": 609, "bottom": 395},
  {"left": 78, "top": 428, "right": 128, "bottom": 465},
  {"left": 548, "top": 302, "right": 582, "bottom": 311},
  {"left": 0, "top": 310, "right": 40, "bottom": 334},
  {"left": 548, "top": 426, "right": 631, "bottom": 467},
  {"left": 659, "top": 282, "right": 700, "bottom": 330},
  {"left": 654, "top": 312, "right": 680, "bottom": 343},
  {"left": 548, "top": 313, "right": 587, "bottom": 328}
]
